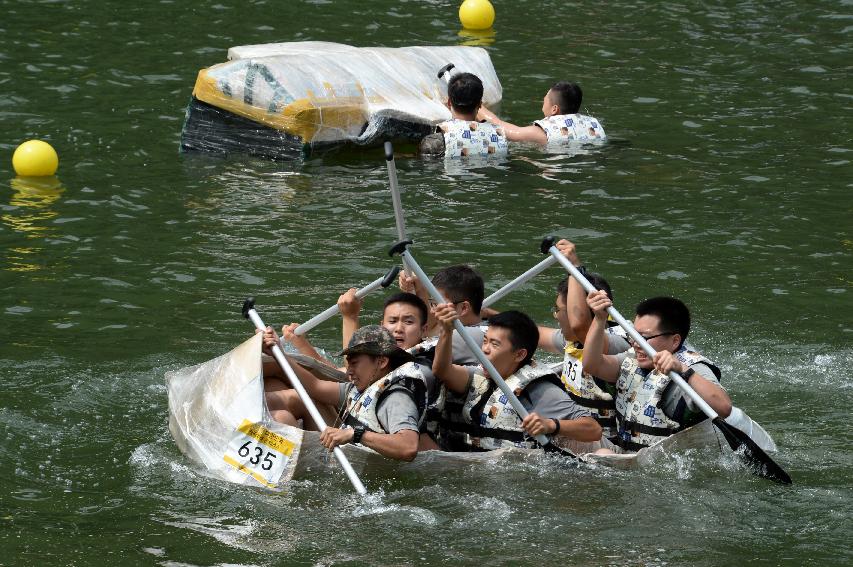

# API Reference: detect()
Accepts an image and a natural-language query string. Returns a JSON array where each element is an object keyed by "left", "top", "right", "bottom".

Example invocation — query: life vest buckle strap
[{"left": 568, "top": 391, "right": 614, "bottom": 410}]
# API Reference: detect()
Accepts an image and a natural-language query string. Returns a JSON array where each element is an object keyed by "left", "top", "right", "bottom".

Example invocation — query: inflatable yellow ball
[
  {"left": 12, "top": 140, "right": 59, "bottom": 177},
  {"left": 459, "top": 0, "right": 495, "bottom": 31}
]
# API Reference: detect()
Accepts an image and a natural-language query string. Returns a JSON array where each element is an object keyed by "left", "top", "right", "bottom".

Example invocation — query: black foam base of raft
[
  {"left": 179, "top": 97, "right": 434, "bottom": 161},
  {"left": 180, "top": 97, "right": 306, "bottom": 161}
]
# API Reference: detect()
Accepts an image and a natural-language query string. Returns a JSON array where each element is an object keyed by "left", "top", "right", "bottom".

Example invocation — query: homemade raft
[
  {"left": 167, "top": 334, "right": 777, "bottom": 491},
  {"left": 179, "top": 41, "right": 502, "bottom": 159}
]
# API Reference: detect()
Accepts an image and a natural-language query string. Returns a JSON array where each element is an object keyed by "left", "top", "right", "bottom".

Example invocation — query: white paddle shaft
[
  {"left": 294, "top": 275, "right": 386, "bottom": 336},
  {"left": 482, "top": 256, "right": 557, "bottom": 308},
  {"left": 402, "top": 249, "right": 551, "bottom": 446},
  {"left": 247, "top": 309, "right": 367, "bottom": 495},
  {"left": 384, "top": 142, "right": 412, "bottom": 277}
]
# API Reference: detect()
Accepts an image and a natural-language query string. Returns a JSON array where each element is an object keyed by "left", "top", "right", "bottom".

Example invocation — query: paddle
[
  {"left": 384, "top": 142, "right": 412, "bottom": 277},
  {"left": 294, "top": 265, "right": 401, "bottom": 335},
  {"left": 540, "top": 236, "right": 792, "bottom": 484},
  {"left": 390, "top": 240, "right": 578, "bottom": 459},
  {"left": 384, "top": 145, "right": 555, "bottom": 311},
  {"left": 482, "top": 256, "right": 558, "bottom": 309},
  {"left": 437, "top": 63, "right": 456, "bottom": 83},
  {"left": 242, "top": 298, "right": 368, "bottom": 495}
]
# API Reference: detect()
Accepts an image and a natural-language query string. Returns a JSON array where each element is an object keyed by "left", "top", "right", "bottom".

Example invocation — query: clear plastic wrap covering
[
  {"left": 166, "top": 333, "right": 305, "bottom": 490},
  {"left": 181, "top": 42, "right": 501, "bottom": 156},
  {"left": 579, "top": 409, "right": 777, "bottom": 469}
]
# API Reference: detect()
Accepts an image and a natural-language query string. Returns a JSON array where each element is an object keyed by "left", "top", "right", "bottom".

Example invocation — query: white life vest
[
  {"left": 533, "top": 114, "right": 606, "bottom": 145},
  {"left": 439, "top": 362, "right": 563, "bottom": 451},
  {"left": 408, "top": 324, "right": 490, "bottom": 438},
  {"left": 559, "top": 325, "right": 626, "bottom": 439},
  {"left": 438, "top": 119, "right": 508, "bottom": 158},
  {"left": 407, "top": 336, "right": 438, "bottom": 358},
  {"left": 340, "top": 361, "right": 428, "bottom": 435},
  {"left": 614, "top": 347, "right": 721, "bottom": 450},
  {"left": 406, "top": 323, "right": 488, "bottom": 360}
]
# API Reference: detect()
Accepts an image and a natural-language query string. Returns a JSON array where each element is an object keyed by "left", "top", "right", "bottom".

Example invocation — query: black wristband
[
  {"left": 551, "top": 418, "right": 561, "bottom": 434},
  {"left": 680, "top": 367, "right": 696, "bottom": 381},
  {"left": 351, "top": 426, "right": 366, "bottom": 444}
]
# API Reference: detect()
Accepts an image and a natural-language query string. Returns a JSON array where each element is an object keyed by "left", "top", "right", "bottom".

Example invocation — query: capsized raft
[
  {"left": 179, "top": 41, "right": 502, "bottom": 160},
  {"left": 167, "top": 334, "right": 778, "bottom": 491}
]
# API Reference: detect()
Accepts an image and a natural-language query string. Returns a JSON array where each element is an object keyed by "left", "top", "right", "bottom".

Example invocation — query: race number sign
[{"left": 223, "top": 419, "right": 296, "bottom": 489}]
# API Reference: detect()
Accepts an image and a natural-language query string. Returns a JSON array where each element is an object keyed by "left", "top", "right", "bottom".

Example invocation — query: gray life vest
[
  {"left": 339, "top": 361, "right": 428, "bottom": 436},
  {"left": 438, "top": 362, "right": 563, "bottom": 451}
]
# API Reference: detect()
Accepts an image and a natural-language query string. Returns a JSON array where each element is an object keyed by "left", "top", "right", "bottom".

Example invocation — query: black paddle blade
[
  {"left": 542, "top": 441, "right": 580, "bottom": 461},
  {"left": 713, "top": 418, "right": 792, "bottom": 485}
]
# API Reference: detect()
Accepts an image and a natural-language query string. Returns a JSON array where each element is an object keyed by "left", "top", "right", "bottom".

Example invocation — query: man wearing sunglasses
[{"left": 582, "top": 292, "right": 732, "bottom": 452}]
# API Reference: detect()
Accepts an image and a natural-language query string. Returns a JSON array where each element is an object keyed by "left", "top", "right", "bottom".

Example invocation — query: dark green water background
[{"left": 1, "top": 1, "right": 850, "bottom": 565}]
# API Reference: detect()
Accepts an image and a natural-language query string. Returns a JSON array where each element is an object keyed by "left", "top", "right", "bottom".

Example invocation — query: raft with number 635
[{"left": 166, "top": 333, "right": 778, "bottom": 491}]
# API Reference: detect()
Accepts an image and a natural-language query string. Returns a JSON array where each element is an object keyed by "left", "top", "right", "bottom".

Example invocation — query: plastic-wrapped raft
[{"left": 179, "top": 41, "right": 502, "bottom": 160}]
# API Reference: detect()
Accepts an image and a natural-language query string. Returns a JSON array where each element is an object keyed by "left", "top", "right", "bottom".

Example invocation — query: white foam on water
[
  {"left": 161, "top": 514, "right": 262, "bottom": 553},
  {"left": 349, "top": 489, "right": 438, "bottom": 525}
]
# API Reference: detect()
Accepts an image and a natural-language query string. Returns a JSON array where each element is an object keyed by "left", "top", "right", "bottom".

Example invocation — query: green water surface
[{"left": 1, "top": 1, "right": 850, "bottom": 565}]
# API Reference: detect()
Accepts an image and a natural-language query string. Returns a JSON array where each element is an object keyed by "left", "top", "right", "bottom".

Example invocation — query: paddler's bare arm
[
  {"left": 281, "top": 323, "right": 335, "bottom": 367},
  {"left": 537, "top": 326, "right": 562, "bottom": 354},
  {"left": 337, "top": 288, "right": 362, "bottom": 351},
  {"left": 581, "top": 291, "right": 621, "bottom": 382},
  {"left": 522, "top": 413, "right": 602, "bottom": 442},
  {"left": 558, "top": 239, "right": 592, "bottom": 344},
  {"left": 360, "top": 429, "right": 419, "bottom": 461},
  {"left": 262, "top": 327, "right": 340, "bottom": 405},
  {"left": 476, "top": 106, "right": 548, "bottom": 145},
  {"left": 653, "top": 351, "right": 733, "bottom": 418},
  {"left": 319, "top": 427, "right": 419, "bottom": 462},
  {"left": 431, "top": 303, "right": 472, "bottom": 394}
]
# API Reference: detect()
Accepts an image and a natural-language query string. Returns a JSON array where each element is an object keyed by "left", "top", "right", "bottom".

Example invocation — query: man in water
[
  {"left": 419, "top": 72, "right": 508, "bottom": 158},
  {"left": 477, "top": 81, "right": 606, "bottom": 146}
]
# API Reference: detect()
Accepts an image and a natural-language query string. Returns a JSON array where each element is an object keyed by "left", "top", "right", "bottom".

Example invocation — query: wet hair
[
  {"left": 487, "top": 310, "right": 539, "bottom": 367},
  {"left": 556, "top": 272, "right": 612, "bottom": 300},
  {"left": 432, "top": 264, "right": 484, "bottom": 315},
  {"left": 419, "top": 133, "right": 446, "bottom": 156},
  {"left": 383, "top": 292, "right": 428, "bottom": 326},
  {"left": 447, "top": 72, "right": 484, "bottom": 114},
  {"left": 635, "top": 296, "right": 690, "bottom": 348},
  {"left": 549, "top": 81, "right": 583, "bottom": 114}
]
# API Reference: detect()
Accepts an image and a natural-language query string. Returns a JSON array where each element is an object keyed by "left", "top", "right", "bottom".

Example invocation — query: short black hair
[
  {"left": 383, "top": 292, "right": 428, "bottom": 326},
  {"left": 635, "top": 296, "right": 690, "bottom": 348},
  {"left": 549, "top": 81, "right": 583, "bottom": 114},
  {"left": 447, "top": 72, "right": 484, "bottom": 114},
  {"left": 556, "top": 273, "right": 612, "bottom": 300},
  {"left": 487, "top": 310, "right": 539, "bottom": 368},
  {"left": 432, "top": 264, "right": 484, "bottom": 315}
]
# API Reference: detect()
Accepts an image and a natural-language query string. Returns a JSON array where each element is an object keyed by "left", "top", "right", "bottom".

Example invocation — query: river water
[{"left": 1, "top": 0, "right": 850, "bottom": 565}]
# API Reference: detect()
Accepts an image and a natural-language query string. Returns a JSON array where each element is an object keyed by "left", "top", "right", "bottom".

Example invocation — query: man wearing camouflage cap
[{"left": 262, "top": 324, "right": 427, "bottom": 462}]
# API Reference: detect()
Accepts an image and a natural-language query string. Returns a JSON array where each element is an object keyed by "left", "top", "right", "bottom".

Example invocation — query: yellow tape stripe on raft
[
  {"left": 223, "top": 454, "right": 278, "bottom": 489},
  {"left": 192, "top": 67, "right": 371, "bottom": 142},
  {"left": 236, "top": 419, "right": 296, "bottom": 455}
]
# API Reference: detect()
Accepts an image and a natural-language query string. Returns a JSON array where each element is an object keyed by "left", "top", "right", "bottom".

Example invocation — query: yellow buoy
[
  {"left": 12, "top": 140, "right": 59, "bottom": 177},
  {"left": 459, "top": 0, "right": 495, "bottom": 31}
]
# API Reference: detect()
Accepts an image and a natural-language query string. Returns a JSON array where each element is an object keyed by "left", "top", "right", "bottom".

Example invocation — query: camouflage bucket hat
[{"left": 337, "top": 324, "right": 414, "bottom": 362}]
